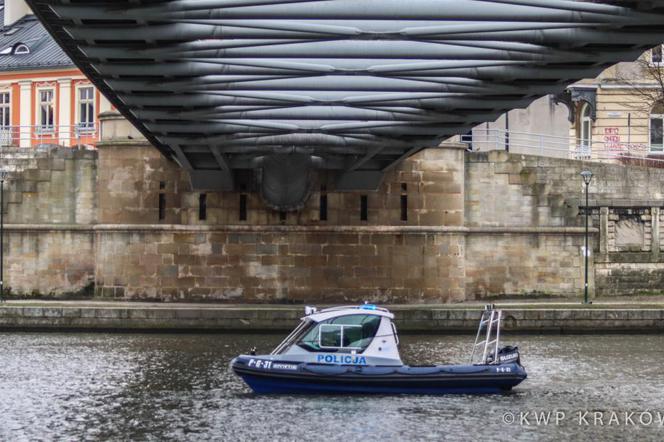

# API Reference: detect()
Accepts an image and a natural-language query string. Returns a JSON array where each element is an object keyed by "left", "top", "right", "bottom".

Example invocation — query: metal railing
[
  {"left": 460, "top": 129, "right": 664, "bottom": 166},
  {"left": 0, "top": 124, "right": 98, "bottom": 149},
  {"left": 470, "top": 305, "right": 503, "bottom": 365}
]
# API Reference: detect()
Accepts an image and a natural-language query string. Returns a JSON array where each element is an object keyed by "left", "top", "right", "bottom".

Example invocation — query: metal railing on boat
[{"left": 470, "top": 305, "right": 502, "bottom": 365}]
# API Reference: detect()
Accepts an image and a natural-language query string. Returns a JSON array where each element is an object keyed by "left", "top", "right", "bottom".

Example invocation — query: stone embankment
[{"left": 1, "top": 301, "right": 664, "bottom": 333}]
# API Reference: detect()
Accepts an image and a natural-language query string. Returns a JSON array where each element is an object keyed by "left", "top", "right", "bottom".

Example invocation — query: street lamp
[
  {"left": 580, "top": 170, "right": 593, "bottom": 304},
  {"left": 0, "top": 170, "right": 7, "bottom": 303}
]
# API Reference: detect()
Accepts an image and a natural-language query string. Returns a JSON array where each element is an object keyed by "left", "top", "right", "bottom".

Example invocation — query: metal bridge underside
[{"left": 26, "top": 0, "right": 664, "bottom": 210}]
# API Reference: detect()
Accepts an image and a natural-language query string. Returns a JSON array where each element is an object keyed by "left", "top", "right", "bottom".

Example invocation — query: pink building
[{"left": 0, "top": 0, "right": 110, "bottom": 148}]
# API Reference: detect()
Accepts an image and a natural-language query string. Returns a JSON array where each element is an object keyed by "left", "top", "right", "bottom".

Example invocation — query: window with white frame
[
  {"left": 579, "top": 102, "right": 593, "bottom": 152},
  {"left": 0, "top": 92, "right": 10, "bottom": 128},
  {"left": 77, "top": 86, "right": 95, "bottom": 132},
  {"left": 12, "top": 43, "right": 29, "bottom": 55},
  {"left": 650, "top": 102, "right": 664, "bottom": 152},
  {"left": 0, "top": 91, "right": 10, "bottom": 146},
  {"left": 37, "top": 88, "right": 55, "bottom": 133}
]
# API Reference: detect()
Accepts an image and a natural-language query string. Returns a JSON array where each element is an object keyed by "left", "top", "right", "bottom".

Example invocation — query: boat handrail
[
  {"left": 469, "top": 305, "right": 502, "bottom": 365},
  {"left": 316, "top": 305, "right": 391, "bottom": 314},
  {"left": 271, "top": 318, "right": 310, "bottom": 355}
]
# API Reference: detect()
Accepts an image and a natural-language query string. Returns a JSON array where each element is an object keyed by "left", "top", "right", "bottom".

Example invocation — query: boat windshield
[
  {"left": 271, "top": 318, "right": 314, "bottom": 355},
  {"left": 295, "top": 314, "right": 382, "bottom": 353}
]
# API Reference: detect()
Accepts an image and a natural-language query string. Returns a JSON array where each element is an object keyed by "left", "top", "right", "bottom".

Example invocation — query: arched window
[
  {"left": 650, "top": 102, "right": 664, "bottom": 152},
  {"left": 580, "top": 103, "right": 593, "bottom": 153},
  {"left": 12, "top": 43, "right": 29, "bottom": 55}
]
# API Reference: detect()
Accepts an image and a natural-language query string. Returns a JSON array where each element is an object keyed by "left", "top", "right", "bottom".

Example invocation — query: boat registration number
[{"left": 247, "top": 359, "right": 298, "bottom": 371}]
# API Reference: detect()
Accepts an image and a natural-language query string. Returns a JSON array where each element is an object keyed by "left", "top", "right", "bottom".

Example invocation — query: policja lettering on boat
[{"left": 316, "top": 354, "right": 367, "bottom": 365}]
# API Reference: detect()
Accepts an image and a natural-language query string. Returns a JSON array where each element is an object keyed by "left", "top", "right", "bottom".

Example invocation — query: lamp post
[
  {"left": 0, "top": 170, "right": 7, "bottom": 303},
  {"left": 580, "top": 170, "right": 593, "bottom": 304}
]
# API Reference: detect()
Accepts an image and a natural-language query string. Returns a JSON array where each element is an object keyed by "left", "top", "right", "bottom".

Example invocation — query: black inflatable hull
[{"left": 231, "top": 356, "right": 527, "bottom": 394}]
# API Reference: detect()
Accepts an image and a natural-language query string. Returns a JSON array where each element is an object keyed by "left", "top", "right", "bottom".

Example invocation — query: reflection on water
[{"left": 0, "top": 332, "right": 662, "bottom": 441}]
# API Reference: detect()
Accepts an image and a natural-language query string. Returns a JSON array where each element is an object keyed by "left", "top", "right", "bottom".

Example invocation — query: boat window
[
  {"left": 320, "top": 324, "right": 343, "bottom": 348},
  {"left": 319, "top": 324, "right": 363, "bottom": 349},
  {"left": 297, "top": 314, "right": 382, "bottom": 353}
]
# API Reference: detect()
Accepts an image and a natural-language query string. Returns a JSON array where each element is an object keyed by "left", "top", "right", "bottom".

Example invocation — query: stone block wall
[
  {"left": 595, "top": 263, "right": 664, "bottom": 296},
  {"left": 466, "top": 151, "right": 664, "bottom": 297},
  {"left": 96, "top": 140, "right": 465, "bottom": 228},
  {"left": 594, "top": 207, "right": 664, "bottom": 295},
  {"left": 465, "top": 151, "right": 664, "bottom": 227},
  {"left": 3, "top": 117, "right": 664, "bottom": 301},
  {"left": 2, "top": 147, "right": 96, "bottom": 224},
  {"left": 465, "top": 230, "right": 588, "bottom": 298},
  {"left": 91, "top": 136, "right": 469, "bottom": 302},
  {"left": 5, "top": 227, "right": 94, "bottom": 297},
  {"left": 0, "top": 147, "right": 97, "bottom": 297},
  {"left": 0, "top": 138, "right": 469, "bottom": 302},
  {"left": 96, "top": 140, "right": 185, "bottom": 224},
  {"left": 465, "top": 151, "right": 576, "bottom": 227},
  {"left": 93, "top": 226, "right": 466, "bottom": 303},
  {"left": 90, "top": 139, "right": 591, "bottom": 301}
]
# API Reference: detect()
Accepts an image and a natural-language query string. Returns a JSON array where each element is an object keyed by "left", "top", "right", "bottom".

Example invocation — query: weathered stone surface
[
  {"left": 3, "top": 132, "right": 664, "bottom": 301},
  {"left": 92, "top": 226, "right": 465, "bottom": 303},
  {"left": 615, "top": 218, "right": 646, "bottom": 251},
  {"left": 3, "top": 148, "right": 96, "bottom": 225}
]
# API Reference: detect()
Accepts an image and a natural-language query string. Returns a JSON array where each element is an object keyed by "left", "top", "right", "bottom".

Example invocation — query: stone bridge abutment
[{"left": 1, "top": 114, "right": 663, "bottom": 302}]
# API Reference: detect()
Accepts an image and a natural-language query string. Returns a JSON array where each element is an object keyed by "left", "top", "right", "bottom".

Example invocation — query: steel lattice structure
[{"left": 26, "top": 0, "right": 664, "bottom": 209}]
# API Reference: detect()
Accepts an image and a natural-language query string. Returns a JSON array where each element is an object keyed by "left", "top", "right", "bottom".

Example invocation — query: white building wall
[
  {"left": 468, "top": 95, "right": 571, "bottom": 157},
  {"left": 4, "top": 0, "right": 32, "bottom": 27}
]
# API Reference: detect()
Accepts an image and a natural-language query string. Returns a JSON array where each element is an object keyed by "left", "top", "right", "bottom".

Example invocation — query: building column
[
  {"left": 18, "top": 80, "right": 31, "bottom": 148},
  {"left": 57, "top": 78, "right": 72, "bottom": 147},
  {"left": 99, "top": 92, "right": 112, "bottom": 114},
  {"left": 652, "top": 207, "right": 660, "bottom": 261}
]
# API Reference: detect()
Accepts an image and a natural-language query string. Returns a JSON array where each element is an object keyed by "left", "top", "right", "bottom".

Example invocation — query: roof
[
  {"left": 0, "top": 6, "right": 73, "bottom": 72},
  {"left": 304, "top": 305, "right": 394, "bottom": 323}
]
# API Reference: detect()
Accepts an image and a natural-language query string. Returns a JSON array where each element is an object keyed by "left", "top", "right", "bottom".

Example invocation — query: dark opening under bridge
[{"left": 26, "top": 0, "right": 664, "bottom": 210}]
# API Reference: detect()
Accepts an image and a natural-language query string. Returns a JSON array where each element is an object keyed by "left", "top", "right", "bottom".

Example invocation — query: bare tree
[
  {"left": 613, "top": 47, "right": 664, "bottom": 166},
  {"left": 614, "top": 47, "right": 664, "bottom": 113}
]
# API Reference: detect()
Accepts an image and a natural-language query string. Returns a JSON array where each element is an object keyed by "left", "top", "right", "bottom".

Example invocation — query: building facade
[
  {"left": 564, "top": 47, "right": 664, "bottom": 161},
  {"left": 463, "top": 46, "right": 664, "bottom": 165},
  {"left": 0, "top": 0, "right": 110, "bottom": 149}
]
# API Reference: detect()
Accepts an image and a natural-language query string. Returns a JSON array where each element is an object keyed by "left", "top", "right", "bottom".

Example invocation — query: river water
[{"left": 0, "top": 332, "right": 662, "bottom": 441}]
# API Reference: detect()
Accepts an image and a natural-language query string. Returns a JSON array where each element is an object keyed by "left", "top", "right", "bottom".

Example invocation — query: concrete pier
[{"left": 1, "top": 300, "right": 664, "bottom": 333}]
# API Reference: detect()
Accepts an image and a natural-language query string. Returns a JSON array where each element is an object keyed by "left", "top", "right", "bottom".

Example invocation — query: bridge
[{"left": 27, "top": 0, "right": 664, "bottom": 210}]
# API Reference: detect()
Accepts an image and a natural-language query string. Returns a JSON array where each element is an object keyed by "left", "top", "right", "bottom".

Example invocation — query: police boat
[{"left": 231, "top": 304, "right": 527, "bottom": 394}]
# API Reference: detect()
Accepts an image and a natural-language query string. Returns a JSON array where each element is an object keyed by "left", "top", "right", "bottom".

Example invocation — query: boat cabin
[{"left": 269, "top": 305, "right": 403, "bottom": 366}]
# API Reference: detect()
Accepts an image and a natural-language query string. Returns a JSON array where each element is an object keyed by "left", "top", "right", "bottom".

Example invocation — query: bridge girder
[{"left": 26, "top": 0, "right": 664, "bottom": 210}]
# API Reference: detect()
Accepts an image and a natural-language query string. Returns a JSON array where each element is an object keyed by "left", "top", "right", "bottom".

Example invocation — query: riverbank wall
[
  {"left": 2, "top": 114, "right": 664, "bottom": 302},
  {"left": 1, "top": 302, "right": 664, "bottom": 333}
]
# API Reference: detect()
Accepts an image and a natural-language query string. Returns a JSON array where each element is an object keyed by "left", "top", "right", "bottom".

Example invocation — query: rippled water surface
[{"left": 0, "top": 332, "right": 663, "bottom": 441}]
